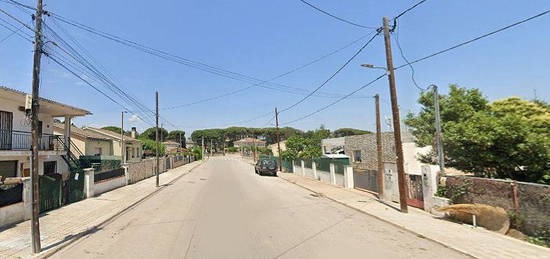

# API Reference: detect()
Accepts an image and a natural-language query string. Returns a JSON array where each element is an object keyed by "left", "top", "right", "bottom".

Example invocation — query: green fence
[
  {"left": 80, "top": 155, "right": 121, "bottom": 172},
  {"left": 39, "top": 174, "right": 62, "bottom": 213},
  {"left": 63, "top": 169, "right": 85, "bottom": 205}
]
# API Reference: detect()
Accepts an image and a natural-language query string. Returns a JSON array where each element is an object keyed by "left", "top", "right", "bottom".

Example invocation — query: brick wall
[{"left": 446, "top": 176, "right": 550, "bottom": 236}]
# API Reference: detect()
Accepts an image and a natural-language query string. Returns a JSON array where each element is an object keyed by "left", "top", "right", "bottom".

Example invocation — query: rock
[
  {"left": 506, "top": 229, "right": 528, "bottom": 241},
  {"left": 437, "top": 204, "right": 510, "bottom": 234}
]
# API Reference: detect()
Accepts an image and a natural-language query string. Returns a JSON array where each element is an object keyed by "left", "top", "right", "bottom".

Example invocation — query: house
[
  {"left": 233, "top": 137, "right": 266, "bottom": 148},
  {"left": 185, "top": 138, "right": 195, "bottom": 149},
  {"left": 343, "top": 131, "right": 431, "bottom": 175},
  {"left": 0, "top": 86, "right": 90, "bottom": 179},
  {"left": 53, "top": 123, "right": 113, "bottom": 156},
  {"left": 268, "top": 140, "right": 286, "bottom": 157},
  {"left": 82, "top": 127, "right": 143, "bottom": 163},
  {"left": 162, "top": 141, "right": 181, "bottom": 154},
  {"left": 321, "top": 137, "right": 346, "bottom": 155}
]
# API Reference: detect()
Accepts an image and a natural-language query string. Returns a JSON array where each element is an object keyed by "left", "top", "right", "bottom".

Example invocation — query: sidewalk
[
  {"left": 0, "top": 160, "right": 204, "bottom": 259},
  {"left": 278, "top": 172, "right": 550, "bottom": 259}
]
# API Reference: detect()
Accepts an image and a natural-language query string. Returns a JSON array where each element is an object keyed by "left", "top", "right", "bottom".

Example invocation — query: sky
[{"left": 0, "top": 0, "right": 549, "bottom": 136}]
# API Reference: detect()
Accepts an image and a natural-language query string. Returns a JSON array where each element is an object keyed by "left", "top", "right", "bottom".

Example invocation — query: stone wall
[
  {"left": 127, "top": 158, "right": 167, "bottom": 184},
  {"left": 446, "top": 176, "right": 550, "bottom": 236},
  {"left": 344, "top": 133, "right": 396, "bottom": 170}
]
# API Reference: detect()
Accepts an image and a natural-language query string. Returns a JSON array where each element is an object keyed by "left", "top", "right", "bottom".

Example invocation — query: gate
[
  {"left": 407, "top": 174, "right": 424, "bottom": 209},
  {"left": 63, "top": 169, "right": 85, "bottom": 205},
  {"left": 353, "top": 169, "right": 378, "bottom": 193},
  {"left": 39, "top": 174, "right": 62, "bottom": 213}
]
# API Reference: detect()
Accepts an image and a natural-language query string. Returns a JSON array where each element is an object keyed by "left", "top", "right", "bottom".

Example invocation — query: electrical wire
[
  {"left": 0, "top": 24, "right": 21, "bottom": 43},
  {"left": 282, "top": 73, "right": 386, "bottom": 125},
  {"left": 279, "top": 30, "right": 381, "bottom": 113},
  {"left": 394, "top": 24, "right": 425, "bottom": 91},
  {"left": 298, "top": 0, "right": 378, "bottom": 29},
  {"left": 393, "top": 0, "right": 429, "bottom": 21},
  {"left": 161, "top": 31, "right": 378, "bottom": 111},
  {"left": 395, "top": 9, "right": 550, "bottom": 70}
]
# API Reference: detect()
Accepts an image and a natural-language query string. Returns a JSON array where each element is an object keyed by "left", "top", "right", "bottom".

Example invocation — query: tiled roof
[
  {"left": 83, "top": 127, "right": 141, "bottom": 142},
  {"left": 53, "top": 123, "right": 110, "bottom": 141}
]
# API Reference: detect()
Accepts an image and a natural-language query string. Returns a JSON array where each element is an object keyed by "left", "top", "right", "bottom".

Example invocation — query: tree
[
  {"left": 139, "top": 127, "right": 169, "bottom": 142},
  {"left": 333, "top": 128, "right": 371, "bottom": 137},
  {"left": 102, "top": 126, "right": 125, "bottom": 135},
  {"left": 406, "top": 85, "right": 550, "bottom": 184},
  {"left": 141, "top": 139, "right": 166, "bottom": 156},
  {"left": 167, "top": 130, "right": 185, "bottom": 146}
]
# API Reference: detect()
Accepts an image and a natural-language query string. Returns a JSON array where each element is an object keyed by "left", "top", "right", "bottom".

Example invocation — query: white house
[
  {"left": 82, "top": 127, "right": 143, "bottom": 163},
  {"left": 0, "top": 86, "right": 90, "bottom": 179}
]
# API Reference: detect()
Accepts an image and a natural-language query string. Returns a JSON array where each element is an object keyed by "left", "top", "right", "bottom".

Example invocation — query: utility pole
[
  {"left": 121, "top": 111, "right": 125, "bottom": 164},
  {"left": 201, "top": 137, "right": 205, "bottom": 160},
  {"left": 374, "top": 94, "right": 384, "bottom": 197},
  {"left": 432, "top": 85, "right": 445, "bottom": 176},
  {"left": 252, "top": 138, "right": 257, "bottom": 162},
  {"left": 275, "top": 108, "right": 282, "bottom": 171},
  {"left": 210, "top": 139, "right": 213, "bottom": 157},
  {"left": 155, "top": 91, "right": 159, "bottom": 187},
  {"left": 382, "top": 17, "right": 408, "bottom": 213},
  {"left": 30, "top": 0, "right": 44, "bottom": 253}
]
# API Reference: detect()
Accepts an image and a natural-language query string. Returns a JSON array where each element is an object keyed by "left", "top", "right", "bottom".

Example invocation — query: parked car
[{"left": 254, "top": 159, "right": 277, "bottom": 176}]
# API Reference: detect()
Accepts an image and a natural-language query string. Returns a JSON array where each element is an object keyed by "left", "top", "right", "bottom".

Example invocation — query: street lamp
[{"left": 361, "top": 63, "right": 389, "bottom": 72}]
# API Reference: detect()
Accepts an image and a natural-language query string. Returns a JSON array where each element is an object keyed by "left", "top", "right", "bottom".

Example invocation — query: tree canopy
[
  {"left": 139, "top": 127, "right": 169, "bottom": 142},
  {"left": 405, "top": 85, "right": 550, "bottom": 184},
  {"left": 333, "top": 128, "right": 371, "bottom": 137},
  {"left": 101, "top": 126, "right": 125, "bottom": 135}
]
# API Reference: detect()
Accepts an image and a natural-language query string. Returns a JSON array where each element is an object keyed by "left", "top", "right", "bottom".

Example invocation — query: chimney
[{"left": 131, "top": 127, "right": 137, "bottom": 139}]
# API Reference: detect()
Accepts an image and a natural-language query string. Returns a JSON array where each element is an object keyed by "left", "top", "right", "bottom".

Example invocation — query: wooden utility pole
[
  {"left": 210, "top": 139, "right": 213, "bottom": 157},
  {"left": 382, "top": 17, "right": 408, "bottom": 213},
  {"left": 275, "top": 108, "right": 282, "bottom": 171},
  {"left": 155, "top": 91, "right": 159, "bottom": 187},
  {"left": 374, "top": 94, "right": 384, "bottom": 197},
  {"left": 432, "top": 85, "right": 445, "bottom": 176},
  {"left": 121, "top": 111, "right": 125, "bottom": 164},
  {"left": 30, "top": 0, "right": 44, "bottom": 253}
]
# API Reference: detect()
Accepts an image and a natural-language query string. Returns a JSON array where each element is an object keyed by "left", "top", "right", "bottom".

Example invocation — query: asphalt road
[{"left": 51, "top": 156, "right": 470, "bottom": 259}]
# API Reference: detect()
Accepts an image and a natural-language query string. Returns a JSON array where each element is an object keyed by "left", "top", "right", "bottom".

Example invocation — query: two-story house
[{"left": 0, "top": 86, "right": 90, "bottom": 179}]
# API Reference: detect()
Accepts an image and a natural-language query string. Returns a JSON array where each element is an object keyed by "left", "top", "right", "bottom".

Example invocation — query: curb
[
  {"left": 277, "top": 173, "right": 476, "bottom": 259},
  {"left": 37, "top": 160, "right": 206, "bottom": 259}
]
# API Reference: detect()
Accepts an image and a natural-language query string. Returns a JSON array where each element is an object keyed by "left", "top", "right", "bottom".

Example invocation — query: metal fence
[
  {"left": 94, "top": 168, "right": 125, "bottom": 183},
  {"left": 0, "top": 129, "right": 62, "bottom": 151},
  {"left": 0, "top": 183, "right": 23, "bottom": 207},
  {"left": 353, "top": 169, "right": 378, "bottom": 193}
]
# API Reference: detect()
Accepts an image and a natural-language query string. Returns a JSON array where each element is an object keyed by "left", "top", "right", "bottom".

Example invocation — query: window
[
  {"left": 43, "top": 161, "right": 57, "bottom": 175},
  {"left": 0, "top": 161, "right": 17, "bottom": 178},
  {"left": 94, "top": 147, "right": 102, "bottom": 156},
  {"left": 0, "top": 111, "right": 13, "bottom": 150},
  {"left": 353, "top": 150, "right": 362, "bottom": 162}
]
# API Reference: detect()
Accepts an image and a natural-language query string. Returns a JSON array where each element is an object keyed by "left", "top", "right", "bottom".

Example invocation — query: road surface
[{"left": 52, "top": 156, "right": 470, "bottom": 259}]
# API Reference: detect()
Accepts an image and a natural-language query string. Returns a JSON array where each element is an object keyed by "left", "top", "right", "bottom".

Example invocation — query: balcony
[{"left": 0, "top": 129, "right": 64, "bottom": 151}]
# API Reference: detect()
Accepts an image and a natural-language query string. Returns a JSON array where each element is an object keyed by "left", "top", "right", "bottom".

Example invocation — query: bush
[{"left": 226, "top": 146, "right": 239, "bottom": 153}]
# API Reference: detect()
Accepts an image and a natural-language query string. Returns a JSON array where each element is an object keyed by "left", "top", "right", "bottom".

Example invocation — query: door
[
  {"left": 0, "top": 111, "right": 13, "bottom": 150},
  {"left": 407, "top": 174, "right": 424, "bottom": 209}
]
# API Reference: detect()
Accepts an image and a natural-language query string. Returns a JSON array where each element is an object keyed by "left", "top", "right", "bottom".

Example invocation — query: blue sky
[{"left": 0, "top": 0, "right": 549, "bottom": 135}]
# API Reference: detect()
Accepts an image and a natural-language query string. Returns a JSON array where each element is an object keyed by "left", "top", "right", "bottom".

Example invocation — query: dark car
[{"left": 254, "top": 159, "right": 278, "bottom": 176}]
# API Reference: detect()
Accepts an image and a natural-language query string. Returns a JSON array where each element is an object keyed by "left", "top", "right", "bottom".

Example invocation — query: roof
[
  {"left": 322, "top": 154, "right": 349, "bottom": 159},
  {"left": 162, "top": 141, "right": 180, "bottom": 145},
  {"left": 83, "top": 127, "right": 141, "bottom": 143},
  {"left": 234, "top": 137, "right": 266, "bottom": 144},
  {"left": 0, "top": 86, "right": 91, "bottom": 117},
  {"left": 53, "top": 123, "right": 111, "bottom": 141}
]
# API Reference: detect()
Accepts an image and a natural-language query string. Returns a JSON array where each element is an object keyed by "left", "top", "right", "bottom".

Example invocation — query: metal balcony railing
[{"left": 0, "top": 129, "right": 64, "bottom": 151}]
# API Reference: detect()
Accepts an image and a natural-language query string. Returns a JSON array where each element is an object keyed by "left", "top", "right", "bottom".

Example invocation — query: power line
[
  {"left": 161, "top": 31, "right": 378, "bottom": 111},
  {"left": 298, "top": 0, "right": 378, "bottom": 29},
  {"left": 395, "top": 9, "right": 550, "bottom": 70},
  {"left": 393, "top": 0, "right": 429, "bottom": 21},
  {"left": 394, "top": 24, "right": 425, "bottom": 91},
  {"left": 280, "top": 30, "right": 381, "bottom": 113},
  {"left": 48, "top": 13, "right": 359, "bottom": 100},
  {"left": 282, "top": 73, "right": 386, "bottom": 125},
  {"left": 0, "top": 24, "right": 21, "bottom": 43}
]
